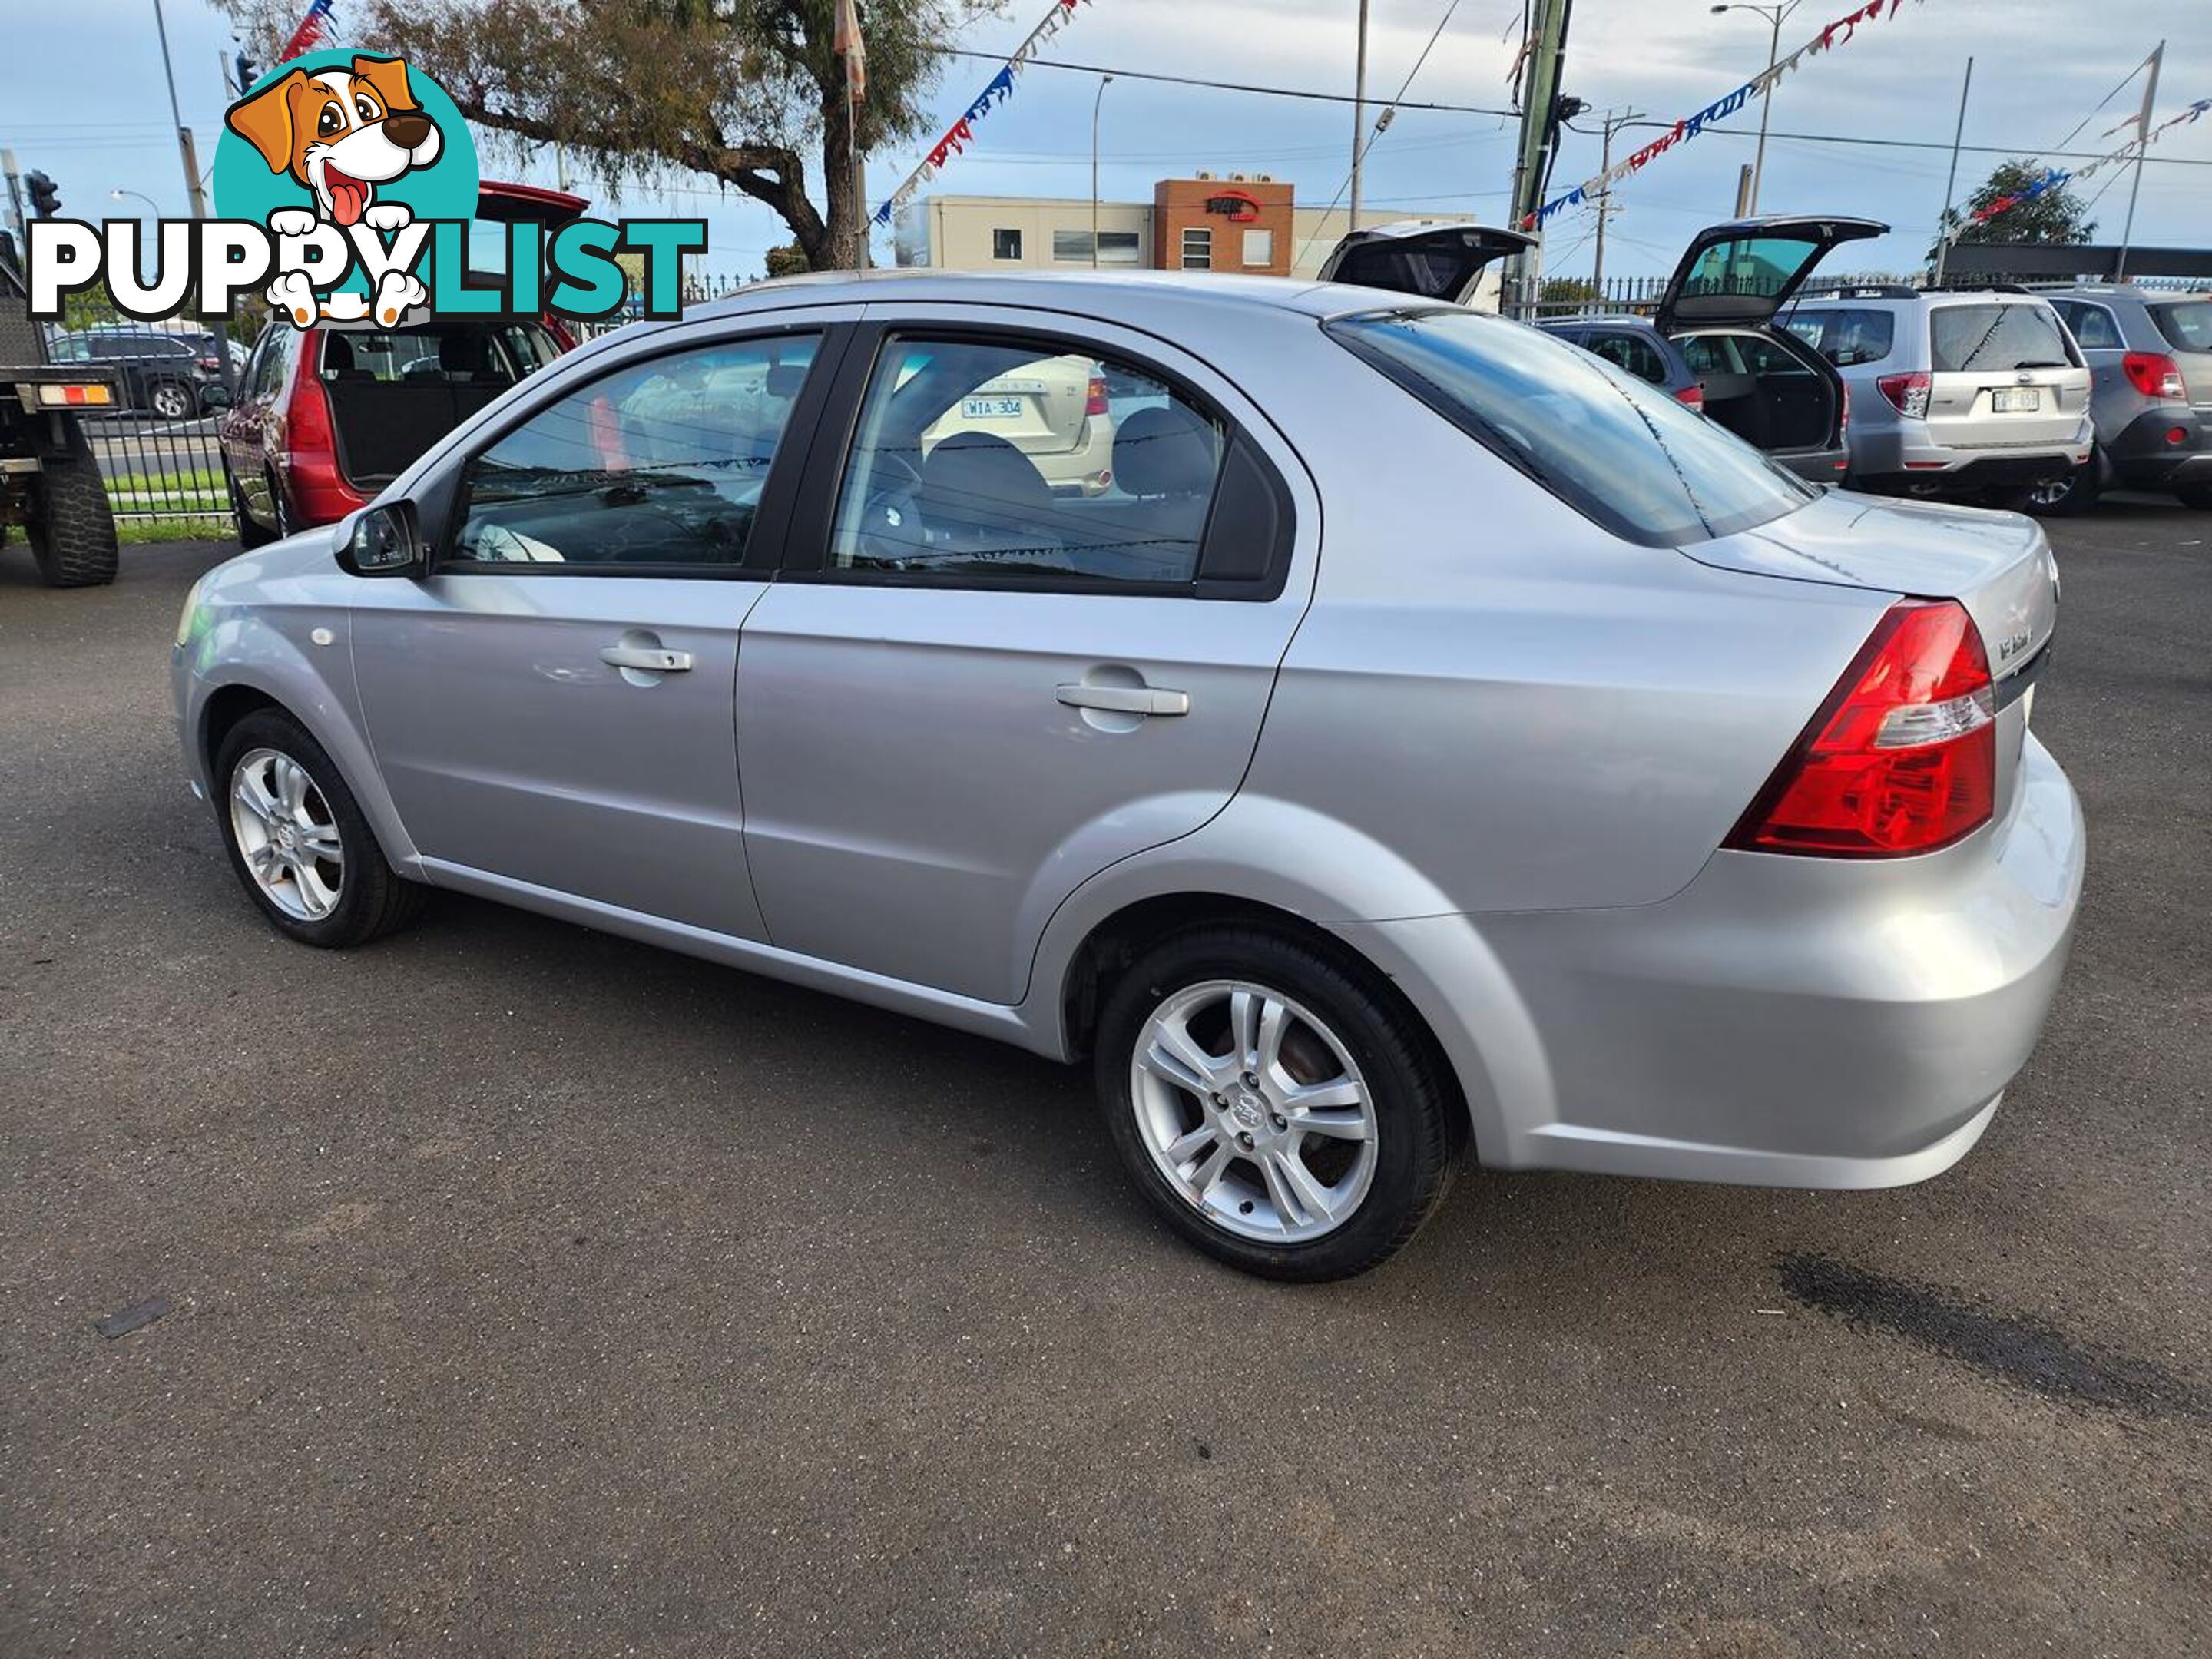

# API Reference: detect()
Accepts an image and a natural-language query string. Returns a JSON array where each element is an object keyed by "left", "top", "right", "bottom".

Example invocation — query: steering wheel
[{"left": 854, "top": 450, "right": 926, "bottom": 568}]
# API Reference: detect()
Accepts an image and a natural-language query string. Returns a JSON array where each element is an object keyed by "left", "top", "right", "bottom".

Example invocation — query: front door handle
[
  {"left": 1056, "top": 682, "right": 1190, "bottom": 717},
  {"left": 600, "top": 644, "right": 694, "bottom": 673}
]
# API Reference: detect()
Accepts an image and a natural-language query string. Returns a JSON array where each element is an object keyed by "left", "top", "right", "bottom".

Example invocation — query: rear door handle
[
  {"left": 1056, "top": 682, "right": 1190, "bottom": 717},
  {"left": 600, "top": 644, "right": 694, "bottom": 673}
]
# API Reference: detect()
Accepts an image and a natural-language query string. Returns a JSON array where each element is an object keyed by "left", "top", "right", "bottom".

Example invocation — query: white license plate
[
  {"left": 961, "top": 396, "right": 1026, "bottom": 419},
  {"left": 1992, "top": 388, "right": 2041, "bottom": 412}
]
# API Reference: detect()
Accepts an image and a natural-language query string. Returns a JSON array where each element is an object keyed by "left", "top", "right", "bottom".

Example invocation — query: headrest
[
  {"left": 919, "top": 431, "right": 1055, "bottom": 527},
  {"left": 1114, "top": 403, "right": 1217, "bottom": 498}
]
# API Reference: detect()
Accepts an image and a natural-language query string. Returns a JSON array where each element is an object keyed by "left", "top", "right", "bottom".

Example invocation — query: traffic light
[
  {"left": 234, "top": 51, "right": 259, "bottom": 93},
  {"left": 25, "top": 171, "right": 60, "bottom": 219}
]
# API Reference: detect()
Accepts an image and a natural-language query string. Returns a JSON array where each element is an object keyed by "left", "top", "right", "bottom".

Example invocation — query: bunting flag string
[
  {"left": 873, "top": 0, "right": 1088, "bottom": 228},
  {"left": 1523, "top": 0, "right": 1925, "bottom": 230},
  {"left": 280, "top": 0, "right": 338, "bottom": 61},
  {"left": 1954, "top": 95, "right": 2209, "bottom": 237}
]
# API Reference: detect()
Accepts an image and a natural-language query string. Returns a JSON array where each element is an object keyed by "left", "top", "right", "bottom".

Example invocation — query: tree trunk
[{"left": 816, "top": 81, "right": 866, "bottom": 272}]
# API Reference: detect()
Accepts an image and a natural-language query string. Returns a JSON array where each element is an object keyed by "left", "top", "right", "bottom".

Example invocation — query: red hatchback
[{"left": 215, "top": 184, "right": 584, "bottom": 543}]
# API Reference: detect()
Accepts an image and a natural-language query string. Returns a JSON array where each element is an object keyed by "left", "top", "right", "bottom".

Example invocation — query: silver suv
[
  {"left": 1782, "top": 286, "right": 2092, "bottom": 508},
  {"left": 2035, "top": 285, "right": 2212, "bottom": 512}
]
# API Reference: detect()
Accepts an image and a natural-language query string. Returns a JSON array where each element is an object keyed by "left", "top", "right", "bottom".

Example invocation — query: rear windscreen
[
  {"left": 1929, "top": 304, "right": 2078, "bottom": 373},
  {"left": 1328, "top": 306, "right": 1811, "bottom": 547},
  {"left": 2150, "top": 302, "right": 2212, "bottom": 355}
]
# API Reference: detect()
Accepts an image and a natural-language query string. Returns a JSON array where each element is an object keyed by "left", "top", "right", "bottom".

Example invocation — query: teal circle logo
[{"left": 214, "top": 50, "right": 478, "bottom": 228}]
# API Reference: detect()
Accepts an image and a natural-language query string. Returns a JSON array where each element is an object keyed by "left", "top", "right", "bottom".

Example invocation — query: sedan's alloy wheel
[
  {"left": 1129, "top": 979, "right": 1379, "bottom": 1243},
  {"left": 228, "top": 747, "right": 345, "bottom": 921}
]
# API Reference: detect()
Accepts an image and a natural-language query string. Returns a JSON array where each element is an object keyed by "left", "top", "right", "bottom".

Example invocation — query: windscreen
[
  {"left": 2150, "top": 301, "right": 2212, "bottom": 355},
  {"left": 1929, "top": 303, "right": 2078, "bottom": 373},
  {"left": 1327, "top": 307, "right": 1812, "bottom": 547}
]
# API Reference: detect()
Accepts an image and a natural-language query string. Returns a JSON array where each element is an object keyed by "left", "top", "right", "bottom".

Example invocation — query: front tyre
[
  {"left": 1095, "top": 927, "right": 1461, "bottom": 1280},
  {"left": 213, "top": 710, "right": 424, "bottom": 947}
]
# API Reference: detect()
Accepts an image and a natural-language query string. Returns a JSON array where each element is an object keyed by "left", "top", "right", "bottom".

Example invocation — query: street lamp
[
  {"left": 1090, "top": 75, "right": 1114, "bottom": 270},
  {"left": 110, "top": 188, "right": 163, "bottom": 215},
  {"left": 1711, "top": 0, "right": 1801, "bottom": 216}
]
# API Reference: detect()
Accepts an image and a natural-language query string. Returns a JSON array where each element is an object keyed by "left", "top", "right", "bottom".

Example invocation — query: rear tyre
[
  {"left": 25, "top": 421, "right": 120, "bottom": 588},
  {"left": 2024, "top": 455, "right": 2099, "bottom": 518},
  {"left": 213, "top": 709, "right": 425, "bottom": 949},
  {"left": 1094, "top": 926, "right": 1461, "bottom": 1281},
  {"left": 228, "top": 466, "right": 276, "bottom": 548},
  {"left": 149, "top": 380, "right": 195, "bottom": 422},
  {"left": 267, "top": 470, "right": 298, "bottom": 538},
  {"left": 2175, "top": 484, "right": 2212, "bottom": 511}
]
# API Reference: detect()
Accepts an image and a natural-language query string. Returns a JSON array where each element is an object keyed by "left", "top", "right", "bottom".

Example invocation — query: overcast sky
[{"left": 8, "top": 0, "right": 2209, "bottom": 283}]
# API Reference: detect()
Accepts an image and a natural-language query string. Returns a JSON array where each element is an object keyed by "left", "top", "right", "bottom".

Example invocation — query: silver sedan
[{"left": 172, "top": 270, "right": 2085, "bottom": 1280}]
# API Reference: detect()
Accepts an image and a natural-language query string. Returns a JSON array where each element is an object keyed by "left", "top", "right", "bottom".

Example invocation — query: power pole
[
  {"left": 1, "top": 148, "right": 25, "bottom": 250},
  {"left": 1349, "top": 0, "right": 1371, "bottom": 228},
  {"left": 151, "top": 0, "right": 233, "bottom": 389},
  {"left": 1505, "top": 0, "right": 1572, "bottom": 316},
  {"left": 1589, "top": 107, "right": 1642, "bottom": 300},
  {"left": 1931, "top": 57, "right": 1973, "bottom": 286},
  {"left": 2117, "top": 39, "right": 2163, "bottom": 282}
]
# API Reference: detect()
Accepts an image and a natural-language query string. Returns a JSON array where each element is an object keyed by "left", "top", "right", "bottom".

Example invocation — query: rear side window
[
  {"left": 1930, "top": 304, "right": 2078, "bottom": 373},
  {"left": 1783, "top": 306, "right": 1894, "bottom": 366},
  {"left": 2058, "top": 302, "right": 2122, "bottom": 350},
  {"left": 2150, "top": 302, "right": 2212, "bottom": 354},
  {"left": 1329, "top": 307, "right": 1811, "bottom": 547},
  {"left": 1584, "top": 330, "right": 1668, "bottom": 386}
]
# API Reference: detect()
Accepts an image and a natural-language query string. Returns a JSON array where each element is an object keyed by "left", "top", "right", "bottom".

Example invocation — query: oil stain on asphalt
[{"left": 1777, "top": 1252, "right": 2208, "bottom": 1422}]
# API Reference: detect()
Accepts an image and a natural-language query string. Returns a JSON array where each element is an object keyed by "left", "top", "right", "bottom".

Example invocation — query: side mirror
[
  {"left": 200, "top": 383, "right": 233, "bottom": 410},
  {"left": 338, "top": 502, "right": 426, "bottom": 578}
]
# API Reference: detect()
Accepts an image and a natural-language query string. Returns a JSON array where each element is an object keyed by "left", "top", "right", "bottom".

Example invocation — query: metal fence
[{"left": 81, "top": 402, "right": 234, "bottom": 531}]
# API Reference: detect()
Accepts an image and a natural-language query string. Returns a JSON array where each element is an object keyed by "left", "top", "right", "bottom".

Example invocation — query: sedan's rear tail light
[
  {"left": 1726, "top": 599, "right": 1996, "bottom": 858},
  {"left": 2121, "top": 350, "right": 2186, "bottom": 400},
  {"left": 1086, "top": 374, "right": 1110, "bottom": 417},
  {"left": 1674, "top": 382, "right": 1706, "bottom": 412},
  {"left": 1877, "top": 370, "right": 1932, "bottom": 419}
]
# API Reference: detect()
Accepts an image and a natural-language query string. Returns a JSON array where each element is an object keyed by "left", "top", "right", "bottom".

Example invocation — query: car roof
[{"left": 684, "top": 268, "right": 1421, "bottom": 326}]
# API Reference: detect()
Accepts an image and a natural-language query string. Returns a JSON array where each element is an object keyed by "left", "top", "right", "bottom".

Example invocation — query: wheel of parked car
[
  {"left": 267, "top": 470, "right": 297, "bottom": 538},
  {"left": 148, "top": 380, "right": 195, "bottom": 421},
  {"left": 214, "top": 710, "right": 424, "bottom": 948},
  {"left": 2176, "top": 485, "right": 2212, "bottom": 512},
  {"left": 227, "top": 466, "right": 275, "bottom": 549},
  {"left": 25, "top": 418, "right": 119, "bottom": 587},
  {"left": 2025, "top": 454, "right": 2100, "bottom": 518},
  {"left": 1094, "top": 926, "right": 1462, "bottom": 1280}
]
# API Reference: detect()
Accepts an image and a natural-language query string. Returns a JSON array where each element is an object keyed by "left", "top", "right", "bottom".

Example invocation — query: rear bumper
[
  {"left": 2104, "top": 406, "right": 2212, "bottom": 488},
  {"left": 1775, "top": 445, "right": 1851, "bottom": 483},
  {"left": 1852, "top": 425, "right": 2092, "bottom": 492},
  {"left": 1335, "top": 732, "right": 2085, "bottom": 1189}
]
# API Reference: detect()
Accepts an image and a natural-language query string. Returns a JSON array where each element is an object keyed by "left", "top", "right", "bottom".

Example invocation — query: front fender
[{"left": 175, "top": 602, "right": 421, "bottom": 873}]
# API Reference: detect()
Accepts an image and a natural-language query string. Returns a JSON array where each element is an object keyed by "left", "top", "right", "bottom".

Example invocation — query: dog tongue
[{"left": 326, "top": 169, "right": 367, "bottom": 227}]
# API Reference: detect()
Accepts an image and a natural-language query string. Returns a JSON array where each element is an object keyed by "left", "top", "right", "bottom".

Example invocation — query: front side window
[
  {"left": 992, "top": 227, "right": 1022, "bottom": 260},
  {"left": 1181, "top": 227, "right": 1213, "bottom": 270},
  {"left": 828, "top": 333, "right": 1227, "bottom": 587},
  {"left": 1330, "top": 306, "right": 1811, "bottom": 547},
  {"left": 449, "top": 334, "right": 817, "bottom": 569},
  {"left": 1930, "top": 303, "right": 2079, "bottom": 373}
]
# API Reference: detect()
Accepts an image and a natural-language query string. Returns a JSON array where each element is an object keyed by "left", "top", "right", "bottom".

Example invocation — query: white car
[{"left": 918, "top": 350, "right": 1116, "bottom": 495}]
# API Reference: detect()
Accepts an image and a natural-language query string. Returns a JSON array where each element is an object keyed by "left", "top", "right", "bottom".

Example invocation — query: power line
[
  {"left": 1611, "top": 118, "right": 2212, "bottom": 169},
  {"left": 926, "top": 46, "right": 1521, "bottom": 119}
]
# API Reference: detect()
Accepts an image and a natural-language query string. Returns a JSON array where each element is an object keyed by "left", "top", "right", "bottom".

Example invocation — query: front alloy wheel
[
  {"left": 1097, "top": 926, "right": 1462, "bottom": 1280},
  {"left": 229, "top": 747, "right": 346, "bottom": 921},
  {"left": 212, "top": 709, "right": 424, "bottom": 947}
]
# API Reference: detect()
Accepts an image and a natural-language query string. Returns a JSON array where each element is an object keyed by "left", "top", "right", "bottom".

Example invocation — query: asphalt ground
[{"left": 2, "top": 501, "right": 2206, "bottom": 1657}]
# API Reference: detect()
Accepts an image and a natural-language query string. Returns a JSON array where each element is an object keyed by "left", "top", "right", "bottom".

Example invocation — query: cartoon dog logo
[{"left": 225, "top": 55, "right": 439, "bottom": 325}]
